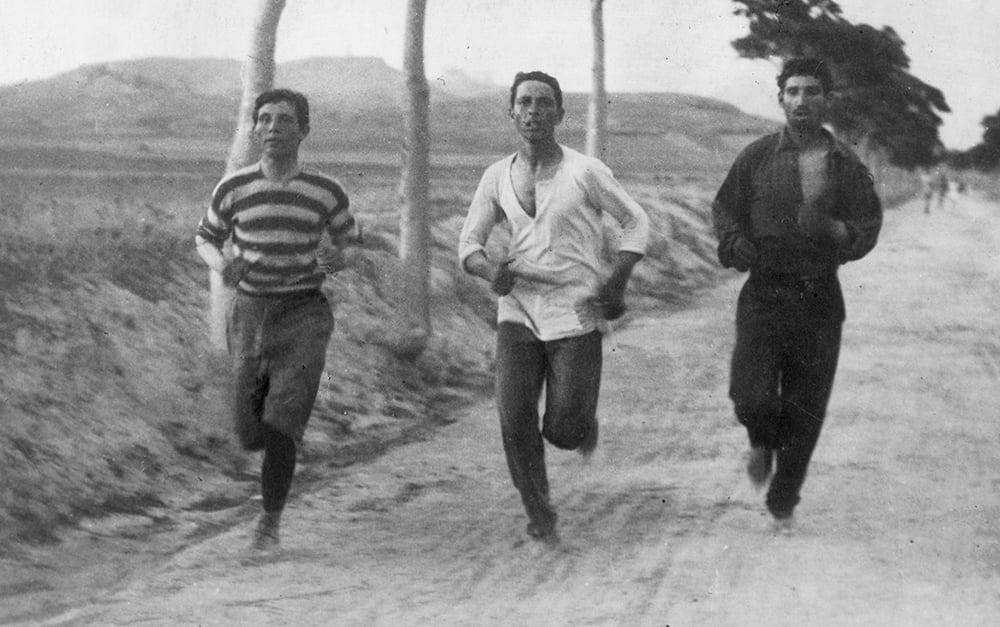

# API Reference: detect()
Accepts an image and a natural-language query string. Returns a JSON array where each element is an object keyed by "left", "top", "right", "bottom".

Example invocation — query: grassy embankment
[{"left": 0, "top": 139, "right": 728, "bottom": 549}]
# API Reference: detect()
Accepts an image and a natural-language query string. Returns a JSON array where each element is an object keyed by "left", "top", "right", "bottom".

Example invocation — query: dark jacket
[{"left": 712, "top": 127, "right": 882, "bottom": 276}]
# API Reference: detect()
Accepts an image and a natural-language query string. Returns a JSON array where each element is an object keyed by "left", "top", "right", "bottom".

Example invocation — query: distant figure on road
[
  {"left": 195, "top": 89, "right": 363, "bottom": 551},
  {"left": 955, "top": 174, "right": 967, "bottom": 195},
  {"left": 920, "top": 170, "right": 935, "bottom": 214},
  {"left": 933, "top": 170, "right": 953, "bottom": 211},
  {"left": 458, "top": 71, "right": 650, "bottom": 544},
  {"left": 711, "top": 59, "right": 882, "bottom": 531},
  {"left": 921, "top": 168, "right": 952, "bottom": 214}
]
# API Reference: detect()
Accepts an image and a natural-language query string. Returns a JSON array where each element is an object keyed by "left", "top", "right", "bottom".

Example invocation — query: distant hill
[
  {"left": 0, "top": 56, "right": 483, "bottom": 140},
  {"left": 0, "top": 56, "right": 778, "bottom": 176}
]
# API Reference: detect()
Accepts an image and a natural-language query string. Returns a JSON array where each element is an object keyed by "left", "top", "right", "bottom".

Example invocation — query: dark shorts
[{"left": 226, "top": 290, "right": 334, "bottom": 447}]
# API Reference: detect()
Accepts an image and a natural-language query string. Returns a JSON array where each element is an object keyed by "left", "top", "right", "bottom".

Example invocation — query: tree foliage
[
  {"left": 731, "top": 0, "right": 949, "bottom": 169},
  {"left": 950, "top": 108, "right": 1000, "bottom": 170}
]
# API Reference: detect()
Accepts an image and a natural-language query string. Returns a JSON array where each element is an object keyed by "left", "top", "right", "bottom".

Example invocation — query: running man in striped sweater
[{"left": 195, "top": 89, "right": 362, "bottom": 551}]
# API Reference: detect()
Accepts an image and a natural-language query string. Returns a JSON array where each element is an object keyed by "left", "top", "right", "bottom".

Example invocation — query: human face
[
  {"left": 779, "top": 75, "right": 827, "bottom": 131},
  {"left": 254, "top": 100, "right": 308, "bottom": 159},
  {"left": 510, "top": 80, "right": 564, "bottom": 143}
]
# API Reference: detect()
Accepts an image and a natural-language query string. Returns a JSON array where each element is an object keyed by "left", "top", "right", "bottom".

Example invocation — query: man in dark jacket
[{"left": 712, "top": 58, "right": 882, "bottom": 531}]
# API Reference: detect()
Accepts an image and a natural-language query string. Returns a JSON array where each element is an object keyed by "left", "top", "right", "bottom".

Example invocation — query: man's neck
[
  {"left": 517, "top": 138, "right": 562, "bottom": 170},
  {"left": 260, "top": 154, "right": 300, "bottom": 181},
  {"left": 786, "top": 124, "right": 829, "bottom": 150}
]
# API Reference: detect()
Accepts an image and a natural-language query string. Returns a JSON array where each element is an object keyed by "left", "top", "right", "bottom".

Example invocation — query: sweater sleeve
[{"left": 196, "top": 178, "right": 235, "bottom": 247}]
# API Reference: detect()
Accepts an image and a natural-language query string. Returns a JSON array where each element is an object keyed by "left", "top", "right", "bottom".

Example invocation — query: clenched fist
[
  {"left": 798, "top": 203, "right": 848, "bottom": 244},
  {"left": 591, "top": 282, "right": 627, "bottom": 320},
  {"left": 491, "top": 261, "right": 516, "bottom": 296},
  {"left": 731, "top": 236, "right": 758, "bottom": 272},
  {"left": 222, "top": 258, "right": 249, "bottom": 288}
]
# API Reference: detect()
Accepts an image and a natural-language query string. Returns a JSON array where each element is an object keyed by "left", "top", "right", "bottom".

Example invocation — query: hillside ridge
[{"left": 0, "top": 56, "right": 777, "bottom": 174}]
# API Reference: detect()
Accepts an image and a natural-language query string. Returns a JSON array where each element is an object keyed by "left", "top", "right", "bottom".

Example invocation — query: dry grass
[
  {"left": 0, "top": 133, "right": 927, "bottom": 549},
  {"left": 0, "top": 144, "right": 727, "bottom": 548}
]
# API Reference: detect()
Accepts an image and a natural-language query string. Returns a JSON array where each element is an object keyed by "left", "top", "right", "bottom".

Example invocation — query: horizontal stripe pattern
[{"left": 197, "top": 163, "right": 357, "bottom": 295}]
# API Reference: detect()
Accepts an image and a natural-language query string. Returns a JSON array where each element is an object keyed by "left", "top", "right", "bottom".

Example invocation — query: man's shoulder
[
  {"left": 486, "top": 153, "right": 516, "bottom": 171},
  {"left": 477, "top": 153, "right": 515, "bottom": 183},
  {"left": 561, "top": 145, "right": 593, "bottom": 164},
  {"left": 559, "top": 145, "right": 613, "bottom": 179},
  {"left": 722, "top": 132, "right": 782, "bottom": 172},
  {"left": 829, "top": 136, "right": 868, "bottom": 168},
  {"left": 741, "top": 132, "right": 783, "bottom": 157}
]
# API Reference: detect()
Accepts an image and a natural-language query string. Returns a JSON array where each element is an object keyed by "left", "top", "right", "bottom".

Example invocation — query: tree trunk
[
  {"left": 585, "top": 0, "right": 607, "bottom": 160},
  {"left": 396, "top": 0, "right": 432, "bottom": 359},
  {"left": 208, "top": 0, "right": 286, "bottom": 350}
]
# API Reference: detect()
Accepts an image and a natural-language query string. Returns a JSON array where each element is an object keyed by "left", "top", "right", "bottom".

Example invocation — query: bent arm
[
  {"left": 712, "top": 153, "right": 757, "bottom": 271},
  {"left": 458, "top": 168, "right": 505, "bottom": 277},
  {"left": 585, "top": 162, "right": 650, "bottom": 256},
  {"left": 463, "top": 250, "right": 515, "bottom": 296},
  {"left": 319, "top": 207, "right": 365, "bottom": 274},
  {"left": 604, "top": 251, "right": 643, "bottom": 294},
  {"left": 196, "top": 235, "right": 248, "bottom": 287},
  {"left": 462, "top": 250, "right": 496, "bottom": 283},
  {"left": 326, "top": 210, "right": 364, "bottom": 248},
  {"left": 581, "top": 163, "right": 648, "bottom": 317},
  {"left": 836, "top": 161, "right": 883, "bottom": 263},
  {"left": 195, "top": 235, "right": 227, "bottom": 274}
]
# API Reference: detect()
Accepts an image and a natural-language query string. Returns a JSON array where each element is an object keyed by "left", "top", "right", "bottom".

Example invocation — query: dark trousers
[
  {"left": 495, "top": 322, "right": 602, "bottom": 530},
  {"left": 227, "top": 290, "right": 334, "bottom": 514},
  {"left": 227, "top": 290, "right": 334, "bottom": 446},
  {"left": 730, "top": 273, "right": 844, "bottom": 517}
]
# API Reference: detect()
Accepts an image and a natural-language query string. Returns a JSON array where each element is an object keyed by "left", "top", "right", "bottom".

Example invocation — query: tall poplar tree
[
  {"left": 209, "top": 0, "right": 286, "bottom": 349},
  {"left": 585, "top": 0, "right": 608, "bottom": 160},
  {"left": 397, "top": 0, "right": 432, "bottom": 358}
]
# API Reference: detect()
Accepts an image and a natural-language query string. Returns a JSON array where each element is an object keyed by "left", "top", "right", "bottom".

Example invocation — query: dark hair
[
  {"left": 509, "top": 71, "right": 563, "bottom": 110},
  {"left": 252, "top": 88, "right": 310, "bottom": 131},
  {"left": 777, "top": 58, "right": 833, "bottom": 94}
]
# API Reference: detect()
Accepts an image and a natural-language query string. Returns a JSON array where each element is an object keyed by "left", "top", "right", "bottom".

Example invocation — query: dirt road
[{"left": 17, "top": 192, "right": 1000, "bottom": 626}]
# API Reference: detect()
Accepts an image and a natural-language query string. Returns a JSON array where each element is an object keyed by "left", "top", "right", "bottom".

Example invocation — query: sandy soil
[{"left": 6, "top": 191, "right": 1000, "bottom": 626}]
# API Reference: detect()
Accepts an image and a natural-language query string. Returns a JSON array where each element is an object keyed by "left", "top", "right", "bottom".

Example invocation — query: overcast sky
[{"left": 0, "top": 0, "right": 995, "bottom": 149}]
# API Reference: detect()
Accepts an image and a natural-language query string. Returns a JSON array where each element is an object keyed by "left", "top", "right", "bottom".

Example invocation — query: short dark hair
[
  {"left": 509, "top": 71, "right": 563, "bottom": 110},
  {"left": 252, "top": 88, "right": 310, "bottom": 131},
  {"left": 777, "top": 58, "right": 833, "bottom": 94}
]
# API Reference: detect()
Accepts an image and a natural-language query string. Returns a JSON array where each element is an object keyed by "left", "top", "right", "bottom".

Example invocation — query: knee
[
  {"left": 541, "top": 407, "right": 590, "bottom": 450},
  {"left": 542, "top": 425, "right": 584, "bottom": 450},
  {"left": 732, "top": 392, "right": 781, "bottom": 424}
]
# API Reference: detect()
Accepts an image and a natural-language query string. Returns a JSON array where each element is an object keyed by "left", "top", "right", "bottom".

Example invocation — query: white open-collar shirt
[{"left": 459, "top": 145, "right": 650, "bottom": 341}]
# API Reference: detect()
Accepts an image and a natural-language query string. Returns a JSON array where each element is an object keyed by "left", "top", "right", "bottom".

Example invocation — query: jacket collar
[{"left": 775, "top": 126, "right": 851, "bottom": 159}]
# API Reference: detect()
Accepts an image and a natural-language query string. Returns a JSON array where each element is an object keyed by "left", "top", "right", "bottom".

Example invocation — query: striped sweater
[{"left": 197, "top": 163, "right": 359, "bottom": 295}]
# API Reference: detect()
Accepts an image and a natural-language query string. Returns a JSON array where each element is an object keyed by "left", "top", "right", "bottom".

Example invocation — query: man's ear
[{"left": 301, "top": 124, "right": 310, "bottom": 139}]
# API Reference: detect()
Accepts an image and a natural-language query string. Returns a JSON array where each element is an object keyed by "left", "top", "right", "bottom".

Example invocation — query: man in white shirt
[{"left": 458, "top": 71, "right": 650, "bottom": 544}]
